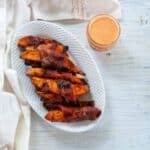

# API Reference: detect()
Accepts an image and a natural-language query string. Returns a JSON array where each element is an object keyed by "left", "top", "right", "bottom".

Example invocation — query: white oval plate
[{"left": 11, "top": 21, "right": 105, "bottom": 133}]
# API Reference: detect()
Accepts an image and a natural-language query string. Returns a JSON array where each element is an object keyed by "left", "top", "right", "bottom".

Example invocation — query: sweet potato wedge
[
  {"left": 38, "top": 47, "right": 84, "bottom": 75},
  {"left": 20, "top": 50, "right": 41, "bottom": 62},
  {"left": 36, "top": 91, "right": 63, "bottom": 102},
  {"left": 26, "top": 68, "right": 86, "bottom": 84}
]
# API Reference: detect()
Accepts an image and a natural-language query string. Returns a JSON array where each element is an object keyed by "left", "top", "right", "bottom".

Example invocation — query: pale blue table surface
[{"left": 30, "top": 0, "right": 150, "bottom": 149}]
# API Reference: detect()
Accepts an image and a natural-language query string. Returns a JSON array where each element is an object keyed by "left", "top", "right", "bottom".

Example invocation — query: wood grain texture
[{"left": 30, "top": 0, "right": 150, "bottom": 149}]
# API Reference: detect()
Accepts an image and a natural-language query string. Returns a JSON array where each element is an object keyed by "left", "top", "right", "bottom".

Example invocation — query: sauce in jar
[{"left": 87, "top": 14, "right": 120, "bottom": 51}]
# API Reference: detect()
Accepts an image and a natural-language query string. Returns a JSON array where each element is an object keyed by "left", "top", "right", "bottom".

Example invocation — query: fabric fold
[
  {"left": 3, "top": 0, "right": 31, "bottom": 150},
  {"left": 0, "top": 0, "right": 6, "bottom": 90},
  {"left": 0, "top": 92, "right": 21, "bottom": 150},
  {"left": 28, "top": 0, "right": 121, "bottom": 21}
]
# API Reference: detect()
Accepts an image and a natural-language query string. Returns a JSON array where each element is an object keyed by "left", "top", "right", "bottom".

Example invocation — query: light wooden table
[{"left": 30, "top": 0, "right": 150, "bottom": 149}]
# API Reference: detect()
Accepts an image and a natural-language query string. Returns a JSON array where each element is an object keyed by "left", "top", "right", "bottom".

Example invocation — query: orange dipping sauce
[{"left": 87, "top": 15, "right": 120, "bottom": 51}]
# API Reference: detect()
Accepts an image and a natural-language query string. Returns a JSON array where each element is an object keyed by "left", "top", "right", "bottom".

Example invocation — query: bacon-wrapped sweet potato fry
[
  {"left": 18, "top": 36, "right": 68, "bottom": 53},
  {"left": 45, "top": 106, "right": 101, "bottom": 122},
  {"left": 32, "top": 77, "right": 89, "bottom": 95},
  {"left": 38, "top": 47, "right": 84, "bottom": 75},
  {"left": 18, "top": 36, "right": 48, "bottom": 48},
  {"left": 20, "top": 48, "right": 84, "bottom": 75},
  {"left": 43, "top": 100, "right": 94, "bottom": 110},
  {"left": 32, "top": 77, "right": 89, "bottom": 102},
  {"left": 26, "top": 68, "right": 86, "bottom": 84}
]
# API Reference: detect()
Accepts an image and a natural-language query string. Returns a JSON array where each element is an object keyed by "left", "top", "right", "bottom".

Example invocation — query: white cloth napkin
[
  {"left": 0, "top": 0, "right": 31, "bottom": 150},
  {"left": 0, "top": 0, "right": 6, "bottom": 90},
  {"left": 5, "top": 70, "right": 31, "bottom": 150},
  {"left": 1, "top": 0, "right": 121, "bottom": 149},
  {"left": 28, "top": 0, "right": 121, "bottom": 20},
  {"left": 0, "top": 92, "right": 21, "bottom": 150}
]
